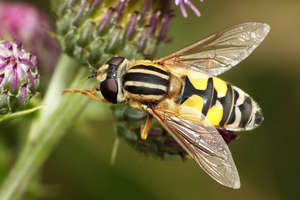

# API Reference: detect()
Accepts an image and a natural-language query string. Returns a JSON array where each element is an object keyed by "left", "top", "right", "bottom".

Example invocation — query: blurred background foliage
[{"left": 1, "top": 0, "right": 300, "bottom": 199}]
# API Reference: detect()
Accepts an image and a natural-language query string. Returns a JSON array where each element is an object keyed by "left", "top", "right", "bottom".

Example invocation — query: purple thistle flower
[
  {"left": 0, "top": 40, "right": 39, "bottom": 113},
  {"left": 174, "top": 0, "right": 202, "bottom": 18},
  {"left": 0, "top": 2, "right": 60, "bottom": 76},
  {"left": 217, "top": 128, "right": 239, "bottom": 144}
]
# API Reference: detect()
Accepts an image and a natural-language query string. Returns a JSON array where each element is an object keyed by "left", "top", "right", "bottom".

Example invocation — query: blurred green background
[{"left": 2, "top": 0, "right": 300, "bottom": 199}]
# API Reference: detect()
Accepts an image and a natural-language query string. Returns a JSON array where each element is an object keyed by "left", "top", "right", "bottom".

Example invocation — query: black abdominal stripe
[
  {"left": 123, "top": 65, "right": 170, "bottom": 102},
  {"left": 177, "top": 76, "right": 261, "bottom": 131}
]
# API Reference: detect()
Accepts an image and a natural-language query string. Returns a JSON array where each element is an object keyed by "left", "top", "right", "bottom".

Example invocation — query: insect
[{"left": 62, "top": 22, "right": 270, "bottom": 189}]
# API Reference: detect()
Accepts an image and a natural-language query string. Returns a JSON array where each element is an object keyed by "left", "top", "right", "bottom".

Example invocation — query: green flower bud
[
  {"left": 55, "top": 0, "right": 173, "bottom": 66},
  {"left": 0, "top": 40, "right": 39, "bottom": 114}
]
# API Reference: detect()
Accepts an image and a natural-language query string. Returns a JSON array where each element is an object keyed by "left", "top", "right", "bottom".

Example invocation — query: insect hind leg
[{"left": 61, "top": 88, "right": 108, "bottom": 103}]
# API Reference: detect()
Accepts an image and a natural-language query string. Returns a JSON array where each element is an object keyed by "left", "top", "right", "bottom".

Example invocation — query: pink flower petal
[
  {"left": 179, "top": 0, "right": 188, "bottom": 18},
  {"left": 185, "top": 0, "right": 201, "bottom": 16},
  {"left": 11, "top": 63, "right": 19, "bottom": 91}
]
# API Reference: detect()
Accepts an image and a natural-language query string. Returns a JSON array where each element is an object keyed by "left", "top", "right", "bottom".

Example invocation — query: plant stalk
[{"left": 0, "top": 54, "right": 93, "bottom": 200}]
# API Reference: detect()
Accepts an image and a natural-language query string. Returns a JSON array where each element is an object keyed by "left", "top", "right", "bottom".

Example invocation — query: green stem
[
  {"left": 0, "top": 106, "right": 42, "bottom": 123},
  {"left": 0, "top": 54, "right": 93, "bottom": 200}
]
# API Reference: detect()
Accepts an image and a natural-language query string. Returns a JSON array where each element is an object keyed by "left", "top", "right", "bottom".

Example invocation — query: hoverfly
[{"left": 62, "top": 22, "right": 270, "bottom": 189}]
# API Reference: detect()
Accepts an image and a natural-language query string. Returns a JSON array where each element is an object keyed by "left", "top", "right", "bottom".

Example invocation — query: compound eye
[{"left": 100, "top": 79, "right": 118, "bottom": 104}]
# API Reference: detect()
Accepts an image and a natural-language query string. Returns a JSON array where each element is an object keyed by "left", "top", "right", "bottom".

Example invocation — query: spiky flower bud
[
  {"left": 0, "top": 40, "right": 39, "bottom": 114},
  {"left": 55, "top": 0, "right": 173, "bottom": 66}
]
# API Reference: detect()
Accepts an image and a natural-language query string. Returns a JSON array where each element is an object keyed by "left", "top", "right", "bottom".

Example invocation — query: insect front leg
[{"left": 61, "top": 85, "right": 108, "bottom": 103}]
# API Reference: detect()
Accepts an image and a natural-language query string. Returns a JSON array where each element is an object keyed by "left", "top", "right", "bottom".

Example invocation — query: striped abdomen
[
  {"left": 122, "top": 64, "right": 170, "bottom": 103},
  {"left": 177, "top": 75, "right": 263, "bottom": 131}
]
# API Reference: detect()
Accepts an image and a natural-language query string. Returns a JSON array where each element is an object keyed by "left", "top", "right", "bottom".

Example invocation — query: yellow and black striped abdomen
[
  {"left": 177, "top": 75, "right": 263, "bottom": 131},
  {"left": 122, "top": 64, "right": 170, "bottom": 102}
]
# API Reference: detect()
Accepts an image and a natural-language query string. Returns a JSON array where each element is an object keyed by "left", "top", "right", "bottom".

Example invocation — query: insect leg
[
  {"left": 140, "top": 115, "right": 153, "bottom": 140},
  {"left": 61, "top": 88, "right": 108, "bottom": 103}
]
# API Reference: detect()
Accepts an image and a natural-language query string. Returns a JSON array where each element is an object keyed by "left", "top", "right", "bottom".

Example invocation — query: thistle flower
[
  {"left": 55, "top": 0, "right": 174, "bottom": 66},
  {"left": 0, "top": 40, "right": 39, "bottom": 114},
  {"left": 0, "top": 2, "right": 60, "bottom": 75}
]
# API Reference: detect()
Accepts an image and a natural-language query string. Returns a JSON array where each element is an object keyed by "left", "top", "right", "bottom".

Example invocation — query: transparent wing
[
  {"left": 149, "top": 108, "right": 240, "bottom": 189},
  {"left": 156, "top": 22, "right": 270, "bottom": 76}
]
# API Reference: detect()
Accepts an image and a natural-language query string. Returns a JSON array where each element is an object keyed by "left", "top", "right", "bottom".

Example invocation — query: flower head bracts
[
  {"left": 0, "top": 40, "right": 39, "bottom": 113},
  {"left": 56, "top": 0, "right": 174, "bottom": 66}
]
